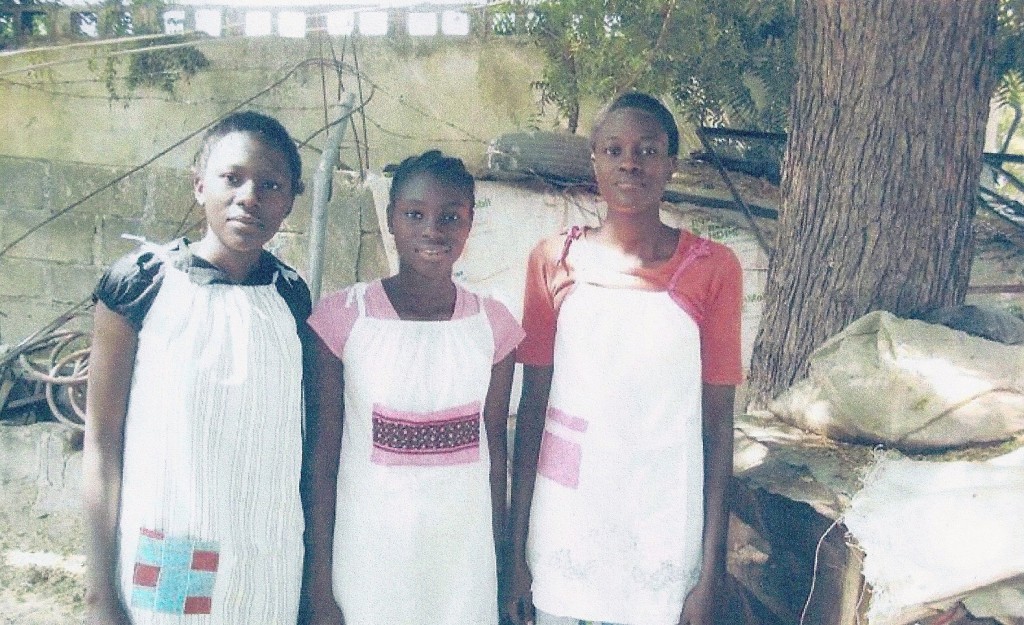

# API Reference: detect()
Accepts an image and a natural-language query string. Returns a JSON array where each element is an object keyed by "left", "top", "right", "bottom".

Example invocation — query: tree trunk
[{"left": 747, "top": 0, "right": 999, "bottom": 407}]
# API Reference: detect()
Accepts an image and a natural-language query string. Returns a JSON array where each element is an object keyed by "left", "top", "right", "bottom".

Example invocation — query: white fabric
[
  {"left": 770, "top": 310, "right": 1024, "bottom": 452},
  {"left": 332, "top": 283, "right": 499, "bottom": 625},
  {"left": 844, "top": 447, "right": 1024, "bottom": 625},
  {"left": 528, "top": 274, "right": 705, "bottom": 625},
  {"left": 536, "top": 608, "right": 620, "bottom": 625},
  {"left": 117, "top": 264, "right": 304, "bottom": 624}
]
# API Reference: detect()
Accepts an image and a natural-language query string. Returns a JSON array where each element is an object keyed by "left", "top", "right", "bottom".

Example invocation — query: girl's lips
[
  {"left": 229, "top": 215, "right": 265, "bottom": 230},
  {"left": 417, "top": 245, "right": 452, "bottom": 256}
]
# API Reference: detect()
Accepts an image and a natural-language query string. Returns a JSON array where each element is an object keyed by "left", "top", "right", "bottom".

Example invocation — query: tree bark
[{"left": 747, "top": 0, "right": 999, "bottom": 407}]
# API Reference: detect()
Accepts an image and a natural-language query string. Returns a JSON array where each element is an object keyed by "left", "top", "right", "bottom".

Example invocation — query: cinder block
[
  {"left": 48, "top": 263, "right": 102, "bottom": 305},
  {"left": 0, "top": 257, "right": 49, "bottom": 298},
  {"left": 49, "top": 162, "right": 146, "bottom": 218},
  {"left": 0, "top": 156, "right": 49, "bottom": 212},
  {"left": 0, "top": 210, "right": 95, "bottom": 264},
  {"left": 266, "top": 232, "right": 309, "bottom": 278},
  {"left": 357, "top": 232, "right": 389, "bottom": 283},
  {"left": 144, "top": 166, "right": 196, "bottom": 224},
  {"left": 283, "top": 193, "right": 312, "bottom": 234},
  {"left": 0, "top": 296, "right": 91, "bottom": 346},
  {"left": 356, "top": 186, "right": 380, "bottom": 234}
]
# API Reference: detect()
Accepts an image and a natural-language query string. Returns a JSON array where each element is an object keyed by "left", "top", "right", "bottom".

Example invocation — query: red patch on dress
[
  {"left": 133, "top": 563, "right": 161, "bottom": 587},
  {"left": 183, "top": 596, "right": 213, "bottom": 614},
  {"left": 191, "top": 550, "right": 219, "bottom": 572}
]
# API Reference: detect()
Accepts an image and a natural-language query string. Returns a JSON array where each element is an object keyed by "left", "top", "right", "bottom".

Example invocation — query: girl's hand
[
  {"left": 84, "top": 597, "right": 132, "bottom": 625},
  {"left": 505, "top": 562, "right": 535, "bottom": 625},
  {"left": 677, "top": 575, "right": 719, "bottom": 625}
]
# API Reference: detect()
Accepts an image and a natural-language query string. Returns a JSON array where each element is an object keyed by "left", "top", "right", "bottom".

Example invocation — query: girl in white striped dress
[{"left": 83, "top": 111, "right": 310, "bottom": 625}]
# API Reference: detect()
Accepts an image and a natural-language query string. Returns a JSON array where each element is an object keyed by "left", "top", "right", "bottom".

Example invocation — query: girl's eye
[
  {"left": 603, "top": 146, "right": 622, "bottom": 157},
  {"left": 441, "top": 212, "right": 461, "bottom": 223},
  {"left": 224, "top": 173, "right": 240, "bottom": 185},
  {"left": 262, "top": 180, "right": 282, "bottom": 192},
  {"left": 642, "top": 146, "right": 659, "bottom": 156},
  {"left": 403, "top": 210, "right": 423, "bottom": 220}
]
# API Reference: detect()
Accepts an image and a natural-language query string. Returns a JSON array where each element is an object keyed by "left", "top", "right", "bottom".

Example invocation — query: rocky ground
[{"left": 0, "top": 424, "right": 85, "bottom": 624}]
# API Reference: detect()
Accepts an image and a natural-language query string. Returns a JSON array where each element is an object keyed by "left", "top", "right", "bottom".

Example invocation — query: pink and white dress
[
  {"left": 519, "top": 229, "right": 743, "bottom": 625},
  {"left": 308, "top": 280, "right": 523, "bottom": 625}
]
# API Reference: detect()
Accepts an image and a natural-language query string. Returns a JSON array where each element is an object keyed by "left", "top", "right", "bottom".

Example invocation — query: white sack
[
  {"left": 770, "top": 310, "right": 1024, "bottom": 452},
  {"left": 843, "top": 449, "right": 1024, "bottom": 625}
]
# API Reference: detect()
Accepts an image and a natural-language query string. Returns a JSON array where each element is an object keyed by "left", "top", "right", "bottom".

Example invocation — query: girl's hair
[
  {"left": 591, "top": 92, "right": 680, "bottom": 158},
  {"left": 388, "top": 149, "right": 475, "bottom": 211},
  {"left": 194, "top": 111, "right": 305, "bottom": 195}
]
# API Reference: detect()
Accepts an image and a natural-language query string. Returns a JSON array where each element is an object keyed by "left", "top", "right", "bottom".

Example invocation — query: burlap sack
[{"left": 769, "top": 310, "right": 1024, "bottom": 452}]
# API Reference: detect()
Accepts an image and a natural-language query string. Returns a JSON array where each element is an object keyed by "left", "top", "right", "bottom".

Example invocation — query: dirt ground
[{"left": 0, "top": 430, "right": 85, "bottom": 624}]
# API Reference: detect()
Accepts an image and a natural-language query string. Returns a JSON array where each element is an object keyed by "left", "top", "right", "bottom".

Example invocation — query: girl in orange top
[{"left": 508, "top": 92, "right": 743, "bottom": 625}]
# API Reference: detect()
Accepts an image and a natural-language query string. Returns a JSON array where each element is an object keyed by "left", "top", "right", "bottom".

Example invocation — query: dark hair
[
  {"left": 387, "top": 149, "right": 475, "bottom": 212},
  {"left": 195, "top": 111, "right": 305, "bottom": 195},
  {"left": 591, "top": 92, "right": 680, "bottom": 158}
]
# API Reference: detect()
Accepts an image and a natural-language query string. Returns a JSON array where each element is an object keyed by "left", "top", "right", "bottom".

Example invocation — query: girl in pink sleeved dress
[{"left": 302, "top": 150, "right": 524, "bottom": 625}]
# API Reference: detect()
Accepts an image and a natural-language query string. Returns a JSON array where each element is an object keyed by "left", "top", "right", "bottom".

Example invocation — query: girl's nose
[
  {"left": 422, "top": 217, "right": 445, "bottom": 239},
  {"left": 619, "top": 150, "right": 641, "bottom": 171},
  {"left": 235, "top": 180, "right": 259, "bottom": 207}
]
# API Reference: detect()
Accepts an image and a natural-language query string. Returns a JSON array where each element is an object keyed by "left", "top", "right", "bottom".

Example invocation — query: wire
[
  {"left": 0, "top": 37, "right": 235, "bottom": 78},
  {"left": 0, "top": 59, "right": 322, "bottom": 259},
  {"left": 0, "top": 32, "right": 179, "bottom": 58},
  {"left": 799, "top": 519, "right": 842, "bottom": 625}
]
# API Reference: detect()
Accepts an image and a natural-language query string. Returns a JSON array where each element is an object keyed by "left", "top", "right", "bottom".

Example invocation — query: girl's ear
[
  {"left": 192, "top": 168, "right": 205, "bottom": 205},
  {"left": 386, "top": 203, "right": 394, "bottom": 234}
]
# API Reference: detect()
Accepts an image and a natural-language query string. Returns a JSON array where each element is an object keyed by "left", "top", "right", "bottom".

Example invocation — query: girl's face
[
  {"left": 193, "top": 131, "right": 295, "bottom": 256},
  {"left": 388, "top": 173, "right": 473, "bottom": 281},
  {"left": 591, "top": 108, "right": 676, "bottom": 215}
]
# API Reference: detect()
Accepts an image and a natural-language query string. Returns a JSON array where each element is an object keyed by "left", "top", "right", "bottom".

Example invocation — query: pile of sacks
[{"left": 769, "top": 306, "right": 1024, "bottom": 625}]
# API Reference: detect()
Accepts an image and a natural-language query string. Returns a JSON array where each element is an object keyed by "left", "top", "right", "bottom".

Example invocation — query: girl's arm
[
  {"left": 679, "top": 383, "right": 736, "bottom": 625},
  {"left": 506, "top": 364, "right": 553, "bottom": 625},
  {"left": 300, "top": 335, "right": 346, "bottom": 624},
  {"left": 83, "top": 301, "right": 138, "bottom": 624},
  {"left": 482, "top": 354, "right": 515, "bottom": 613}
]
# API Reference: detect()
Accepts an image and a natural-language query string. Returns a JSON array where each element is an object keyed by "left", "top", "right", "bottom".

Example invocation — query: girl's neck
[
  {"left": 382, "top": 272, "right": 457, "bottom": 321},
  {"left": 592, "top": 211, "right": 678, "bottom": 264},
  {"left": 190, "top": 235, "right": 261, "bottom": 283}
]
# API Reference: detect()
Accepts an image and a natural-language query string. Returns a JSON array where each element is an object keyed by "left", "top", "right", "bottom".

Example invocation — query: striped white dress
[{"left": 115, "top": 263, "right": 304, "bottom": 624}]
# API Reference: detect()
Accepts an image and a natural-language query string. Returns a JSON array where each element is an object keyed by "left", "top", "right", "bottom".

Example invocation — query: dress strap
[
  {"left": 667, "top": 236, "right": 711, "bottom": 292},
  {"left": 346, "top": 282, "right": 369, "bottom": 318},
  {"left": 557, "top": 225, "right": 586, "bottom": 267},
  {"left": 667, "top": 236, "right": 712, "bottom": 325}
]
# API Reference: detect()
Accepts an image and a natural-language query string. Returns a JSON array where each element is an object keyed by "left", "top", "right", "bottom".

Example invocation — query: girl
[
  {"left": 302, "top": 150, "right": 524, "bottom": 625},
  {"left": 83, "top": 111, "right": 311, "bottom": 624},
  {"left": 508, "top": 92, "right": 743, "bottom": 625}
]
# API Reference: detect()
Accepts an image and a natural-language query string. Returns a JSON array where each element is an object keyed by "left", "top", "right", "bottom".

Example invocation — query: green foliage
[
  {"left": 125, "top": 39, "right": 210, "bottom": 94},
  {"left": 507, "top": 0, "right": 1023, "bottom": 139},
  {"left": 499, "top": 0, "right": 796, "bottom": 133},
  {"left": 996, "top": 0, "right": 1024, "bottom": 81},
  {"left": 91, "top": 1, "right": 210, "bottom": 101}
]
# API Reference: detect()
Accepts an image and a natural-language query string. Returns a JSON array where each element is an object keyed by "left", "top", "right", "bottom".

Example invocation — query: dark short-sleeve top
[{"left": 93, "top": 238, "right": 312, "bottom": 333}]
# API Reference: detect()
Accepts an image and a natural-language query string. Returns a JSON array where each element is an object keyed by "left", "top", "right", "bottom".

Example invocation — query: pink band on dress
[{"left": 371, "top": 402, "right": 481, "bottom": 466}]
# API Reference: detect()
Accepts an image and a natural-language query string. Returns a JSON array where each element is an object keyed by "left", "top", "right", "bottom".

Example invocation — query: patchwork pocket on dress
[
  {"left": 537, "top": 407, "right": 588, "bottom": 489},
  {"left": 371, "top": 401, "right": 482, "bottom": 466},
  {"left": 130, "top": 527, "right": 219, "bottom": 615}
]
